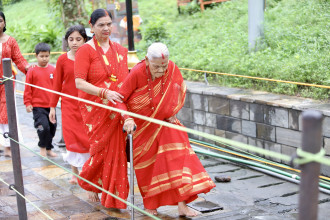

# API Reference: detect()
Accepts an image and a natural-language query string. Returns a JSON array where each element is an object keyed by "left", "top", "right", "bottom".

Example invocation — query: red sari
[
  {"left": 0, "top": 36, "right": 28, "bottom": 124},
  {"left": 118, "top": 60, "right": 215, "bottom": 209},
  {"left": 49, "top": 53, "right": 89, "bottom": 154},
  {"left": 74, "top": 39, "right": 129, "bottom": 209}
]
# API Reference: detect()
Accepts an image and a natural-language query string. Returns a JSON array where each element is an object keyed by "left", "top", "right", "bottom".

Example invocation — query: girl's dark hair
[
  {"left": 65, "top": 25, "right": 88, "bottom": 42},
  {"left": 90, "top": 9, "right": 112, "bottom": 26},
  {"left": 0, "top": 11, "right": 6, "bottom": 32},
  {"left": 35, "top": 43, "right": 51, "bottom": 55}
]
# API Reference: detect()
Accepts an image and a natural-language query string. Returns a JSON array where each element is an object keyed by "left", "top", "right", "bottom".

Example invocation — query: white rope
[{"left": 0, "top": 177, "right": 54, "bottom": 220}]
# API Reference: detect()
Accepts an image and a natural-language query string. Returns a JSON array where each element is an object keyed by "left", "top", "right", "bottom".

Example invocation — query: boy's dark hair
[
  {"left": 0, "top": 11, "right": 6, "bottom": 32},
  {"left": 65, "top": 25, "right": 88, "bottom": 42},
  {"left": 35, "top": 43, "right": 51, "bottom": 55},
  {"left": 90, "top": 9, "right": 112, "bottom": 26}
]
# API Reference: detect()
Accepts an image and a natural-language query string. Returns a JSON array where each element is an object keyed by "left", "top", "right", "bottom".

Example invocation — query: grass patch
[
  {"left": 136, "top": 0, "right": 329, "bottom": 99},
  {"left": 4, "top": 0, "right": 64, "bottom": 63}
]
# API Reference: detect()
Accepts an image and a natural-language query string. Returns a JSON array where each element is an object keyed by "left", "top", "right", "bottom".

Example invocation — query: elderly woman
[
  {"left": 118, "top": 43, "right": 215, "bottom": 217},
  {"left": 74, "top": 9, "right": 129, "bottom": 209},
  {"left": 0, "top": 11, "right": 31, "bottom": 157}
]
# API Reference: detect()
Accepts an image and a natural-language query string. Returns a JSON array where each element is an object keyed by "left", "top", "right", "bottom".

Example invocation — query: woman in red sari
[
  {"left": 119, "top": 43, "right": 215, "bottom": 217},
  {"left": 74, "top": 9, "right": 129, "bottom": 208},
  {"left": 0, "top": 11, "right": 31, "bottom": 157},
  {"left": 49, "top": 25, "right": 90, "bottom": 184}
]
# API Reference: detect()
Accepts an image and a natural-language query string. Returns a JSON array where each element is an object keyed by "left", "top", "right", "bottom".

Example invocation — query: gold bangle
[
  {"left": 97, "top": 88, "right": 102, "bottom": 98},
  {"left": 103, "top": 89, "right": 109, "bottom": 99},
  {"left": 124, "top": 118, "right": 134, "bottom": 123}
]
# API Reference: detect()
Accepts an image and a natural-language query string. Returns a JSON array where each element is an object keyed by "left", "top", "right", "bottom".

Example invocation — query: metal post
[
  {"left": 248, "top": 0, "right": 265, "bottom": 51},
  {"left": 125, "top": 0, "right": 134, "bottom": 51},
  {"left": 125, "top": 0, "right": 140, "bottom": 70},
  {"left": 298, "top": 110, "right": 323, "bottom": 220},
  {"left": 128, "top": 134, "right": 134, "bottom": 220},
  {"left": 3, "top": 58, "right": 27, "bottom": 220}
]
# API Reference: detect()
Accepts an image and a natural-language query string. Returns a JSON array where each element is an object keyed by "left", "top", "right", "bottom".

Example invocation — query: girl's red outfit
[{"left": 49, "top": 53, "right": 89, "bottom": 154}]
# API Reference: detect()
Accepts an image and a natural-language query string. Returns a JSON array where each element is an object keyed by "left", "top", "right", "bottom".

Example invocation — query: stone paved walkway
[{"left": 0, "top": 96, "right": 329, "bottom": 219}]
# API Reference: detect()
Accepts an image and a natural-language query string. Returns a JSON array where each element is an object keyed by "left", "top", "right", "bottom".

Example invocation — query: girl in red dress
[
  {"left": 75, "top": 9, "right": 129, "bottom": 208},
  {"left": 0, "top": 11, "right": 31, "bottom": 157},
  {"left": 49, "top": 25, "right": 90, "bottom": 184}
]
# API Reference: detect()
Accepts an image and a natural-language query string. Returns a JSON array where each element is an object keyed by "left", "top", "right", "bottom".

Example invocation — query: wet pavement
[{"left": 0, "top": 95, "right": 330, "bottom": 219}]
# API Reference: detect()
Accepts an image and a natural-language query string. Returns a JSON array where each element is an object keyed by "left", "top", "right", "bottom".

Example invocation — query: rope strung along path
[
  {"left": 22, "top": 52, "right": 66, "bottom": 56},
  {"left": 4, "top": 75, "right": 330, "bottom": 166},
  {"left": 0, "top": 131, "right": 160, "bottom": 220},
  {"left": 20, "top": 51, "right": 330, "bottom": 89},
  {"left": 190, "top": 139, "right": 330, "bottom": 182},
  {"left": 0, "top": 177, "right": 54, "bottom": 220},
  {"left": 179, "top": 67, "right": 330, "bottom": 89}
]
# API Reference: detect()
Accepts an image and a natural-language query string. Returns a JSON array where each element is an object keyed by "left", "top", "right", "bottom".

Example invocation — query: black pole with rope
[{"left": 3, "top": 58, "right": 27, "bottom": 220}]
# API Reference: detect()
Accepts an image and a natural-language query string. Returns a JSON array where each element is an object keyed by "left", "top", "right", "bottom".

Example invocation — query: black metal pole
[
  {"left": 298, "top": 110, "right": 323, "bottom": 220},
  {"left": 3, "top": 58, "right": 27, "bottom": 220},
  {"left": 125, "top": 0, "right": 134, "bottom": 51},
  {"left": 128, "top": 134, "right": 134, "bottom": 220}
]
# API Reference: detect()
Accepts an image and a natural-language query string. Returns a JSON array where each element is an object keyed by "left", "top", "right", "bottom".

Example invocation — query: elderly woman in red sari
[
  {"left": 118, "top": 43, "right": 215, "bottom": 217},
  {"left": 74, "top": 9, "right": 129, "bottom": 208}
]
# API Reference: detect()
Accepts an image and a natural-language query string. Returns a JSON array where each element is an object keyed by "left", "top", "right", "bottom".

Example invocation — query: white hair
[{"left": 146, "top": 42, "right": 169, "bottom": 60}]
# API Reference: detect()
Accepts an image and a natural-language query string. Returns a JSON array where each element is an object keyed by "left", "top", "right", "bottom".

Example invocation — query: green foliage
[
  {"left": 47, "top": 0, "right": 89, "bottom": 28},
  {"left": 179, "top": 2, "right": 201, "bottom": 15},
  {"left": 141, "top": 15, "right": 168, "bottom": 46},
  {"left": 136, "top": 0, "right": 330, "bottom": 100},
  {"left": 8, "top": 22, "right": 63, "bottom": 53},
  {"left": 4, "top": 0, "right": 64, "bottom": 62}
]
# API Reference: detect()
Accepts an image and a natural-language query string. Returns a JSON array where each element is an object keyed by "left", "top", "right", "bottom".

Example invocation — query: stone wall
[{"left": 177, "top": 81, "right": 330, "bottom": 176}]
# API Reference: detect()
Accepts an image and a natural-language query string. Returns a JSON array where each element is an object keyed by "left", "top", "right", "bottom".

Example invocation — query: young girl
[{"left": 49, "top": 25, "right": 90, "bottom": 184}]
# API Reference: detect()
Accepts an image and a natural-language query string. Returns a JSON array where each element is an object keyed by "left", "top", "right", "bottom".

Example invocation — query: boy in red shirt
[{"left": 24, "top": 43, "right": 57, "bottom": 157}]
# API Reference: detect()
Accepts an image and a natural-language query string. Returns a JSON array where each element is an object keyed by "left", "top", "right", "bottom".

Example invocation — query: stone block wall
[{"left": 177, "top": 82, "right": 330, "bottom": 176}]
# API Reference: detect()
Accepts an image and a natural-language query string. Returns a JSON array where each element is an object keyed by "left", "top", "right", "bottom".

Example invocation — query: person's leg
[
  {"left": 178, "top": 201, "right": 200, "bottom": 217},
  {"left": 69, "top": 165, "right": 79, "bottom": 184},
  {"left": 46, "top": 109, "right": 57, "bottom": 157},
  {"left": 0, "top": 124, "right": 11, "bottom": 157},
  {"left": 145, "top": 209, "right": 158, "bottom": 215},
  {"left": 33, "top": 108, "right": 52, "bottom": 157},
  {"left": 87, "top": 191, "right": 100, "bottom": 202},
  {"left": 4, "top": 146, "right": 11, "bottom": 157}
]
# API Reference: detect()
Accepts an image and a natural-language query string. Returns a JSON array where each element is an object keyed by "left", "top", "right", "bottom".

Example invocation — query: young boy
[{"left": 24, "top": 43, "right": 57, "bottom": 157}]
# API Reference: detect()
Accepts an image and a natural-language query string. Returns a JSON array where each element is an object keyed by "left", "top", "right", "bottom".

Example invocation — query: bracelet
[
  {"left": 97, "top": 88, "right": 102, "bottom": 98},
  {"left": 124, "top": 118, "right": 134, "bottom": 123},
  {"left": 98, "top": 88, "right": 110, "bottom": 99},
  {"left": 103, "top": 89, "right": 110, "bottom": 99}
]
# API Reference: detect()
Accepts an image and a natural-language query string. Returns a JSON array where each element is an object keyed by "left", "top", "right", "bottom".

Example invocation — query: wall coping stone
[{"left": 185, "top": 81, "right": 330, "bottom": 116}]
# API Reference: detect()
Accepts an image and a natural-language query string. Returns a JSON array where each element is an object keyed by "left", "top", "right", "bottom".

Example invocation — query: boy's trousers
[{"left": 32, "top": 107, "right": 57, "bottom": 150}]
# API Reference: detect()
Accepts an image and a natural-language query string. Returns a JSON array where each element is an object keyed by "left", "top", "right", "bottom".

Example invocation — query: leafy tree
[{"left": 48, "top": 0, "right": 89, "bottom": 28}]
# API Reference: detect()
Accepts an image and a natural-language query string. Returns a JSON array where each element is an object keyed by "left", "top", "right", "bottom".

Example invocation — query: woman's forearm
[{"left": 75, "top": 78, "right": 100, "bottom": 96}]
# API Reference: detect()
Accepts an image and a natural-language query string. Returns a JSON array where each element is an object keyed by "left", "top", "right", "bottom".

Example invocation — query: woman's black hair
[
  {"left": 89, "top": 8, "right": 112, "bottom": 26},
  {"left": 65, "top": 25, "right": 88, "bottom": 42},
  {"left": 0, "top": 11, "right": 6, "bottom": 32}
]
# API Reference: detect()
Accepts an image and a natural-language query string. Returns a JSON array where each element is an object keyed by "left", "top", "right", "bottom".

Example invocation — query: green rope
[
  {"left": 4, "top": 77, "right": 330, "bottom": 165},
  {"left": 295, "top": 148, "right": 327, "bottom": 165},
  {"left": 190, "top": 139, "right": 330, "bottom": 186},
  {"left": 0, "top": 177, "right": 54, "bottom": 220},
  {"left": 0, "top": 75, "right": 14, "bottom": 84},
  {"left": 1, "top": 134, "right": 160, "bottom": 220}
]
